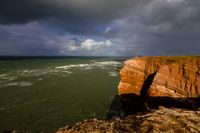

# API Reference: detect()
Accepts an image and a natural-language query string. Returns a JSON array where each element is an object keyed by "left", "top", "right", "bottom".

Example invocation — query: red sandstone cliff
[{"left": 118, "top": 56, "right": 200, "bottom": 98}]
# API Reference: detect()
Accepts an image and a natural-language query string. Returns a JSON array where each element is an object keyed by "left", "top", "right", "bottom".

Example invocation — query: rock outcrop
[
  {"left": 118, "top": 56, "right": 200, "bottom": 98},
  {"left": 57, "top": 107, "right": 200, "bottom": 133}
]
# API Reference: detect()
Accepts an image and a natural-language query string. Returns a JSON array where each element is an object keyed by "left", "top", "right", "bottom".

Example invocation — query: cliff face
[{"left": 118, "top": 56, "right": 200, "bottom": 98}]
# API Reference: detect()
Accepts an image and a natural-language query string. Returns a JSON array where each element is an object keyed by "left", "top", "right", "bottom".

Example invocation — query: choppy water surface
[{"left": 0, "top": 57, "right": 124, "bottom": 133}]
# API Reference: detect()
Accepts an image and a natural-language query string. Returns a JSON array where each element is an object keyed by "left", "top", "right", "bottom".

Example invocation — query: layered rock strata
[{"left": 118, "top": 56, "right": 200, "bottom": 98}]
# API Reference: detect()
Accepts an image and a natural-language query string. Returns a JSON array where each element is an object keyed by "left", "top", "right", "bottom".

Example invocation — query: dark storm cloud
[
  {"left": 106, "top": 0, "right": 200, "bottom": 56},
  {"left": 111, "top": 0, "right": 200, "bottom": 36},
  {"left": 0, "top": 0, "right": 145, "bottom": 34},
  {"left": 0, "top": 0, "right": 200, "bottom": 56},
  {"left": 0, "top": 22, "right": 60, "bottom": 55},
  {"left": 0, "top": 22, "right": 115, "bottom": 56}
]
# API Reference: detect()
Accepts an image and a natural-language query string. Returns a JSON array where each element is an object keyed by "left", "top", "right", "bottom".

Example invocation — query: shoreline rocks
[{"left": 57, "top": 107, "right": 200, "bottom": 133}]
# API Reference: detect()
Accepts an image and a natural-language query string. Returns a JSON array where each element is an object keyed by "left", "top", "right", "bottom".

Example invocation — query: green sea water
[{"left": 0, "top": 57, "right": 124, "bottom": 133}]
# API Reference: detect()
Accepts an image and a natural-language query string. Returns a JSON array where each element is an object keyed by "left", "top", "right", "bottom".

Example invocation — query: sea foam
[{"left": 55, "top": 61, "right": 121, "bottom": 70}]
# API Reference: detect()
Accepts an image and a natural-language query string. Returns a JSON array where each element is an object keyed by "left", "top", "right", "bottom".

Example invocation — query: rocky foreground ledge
[
  {"left": 57, "top": 56, "right": 200, "bottom": 133},
  {"left": 57, "top": 107, "right": 200, "bottom": 133}
]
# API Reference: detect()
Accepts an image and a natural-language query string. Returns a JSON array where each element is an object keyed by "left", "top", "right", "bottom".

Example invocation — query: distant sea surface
[{"left": 0, "top": 57, "right": 126, "bottom": 133}]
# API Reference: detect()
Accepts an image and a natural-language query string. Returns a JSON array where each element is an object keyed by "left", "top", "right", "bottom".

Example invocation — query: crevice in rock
[
  {"left": 140, "top": 72, "right": 157, "bottom": 111},
  {"left": 140, "top": 72, "right": 157, "bottom": 100}
]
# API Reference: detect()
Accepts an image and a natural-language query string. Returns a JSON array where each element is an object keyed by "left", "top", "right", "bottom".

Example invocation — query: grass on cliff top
[
  {"left": 134, "top": 55, "right": 200, "bottom": 60},
  {"left": 130, "top": 55, "right": 200, "bottom": 65}
]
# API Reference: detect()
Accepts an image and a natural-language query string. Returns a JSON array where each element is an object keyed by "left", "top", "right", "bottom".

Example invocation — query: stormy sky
[{"left": 0, "top": 0, "right": 200, "bottom": 56}]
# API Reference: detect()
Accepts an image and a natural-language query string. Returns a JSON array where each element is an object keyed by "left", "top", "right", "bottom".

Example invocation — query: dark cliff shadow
[
  {"left": 140, "top": 72, "right": 157, "bottom": 99},
  {"left": 106, "top": 95, "right": 123, "bottom": 119},
  {"left": 147, "top": 96, "right": 200, "bottom": 109},
  {"left": 107, "top": 72, "right": 158, "bottom": 118},
  {"left": 107, "top": 94, "right": 200, "bottom": 119},
  {"left": 107, "top": 71, "right": 200, "bottom": 118},
  {"left": 140, "top": 72, "right": 157, "bottom": 112},
  {"left": 117, "top": 72, "right": 158, "bottom": 116}
]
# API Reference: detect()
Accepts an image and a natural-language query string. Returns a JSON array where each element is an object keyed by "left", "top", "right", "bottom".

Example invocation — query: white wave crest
[
  {"left": 55, "top": 64, "right": 91, "bottom": 69},
  {"left": 94, "top": 61, "right": 121, "bottom": 66},
  {"left": 4, "top": 81, "right": 33, "bottom": 87},
  {"left": 0, "top": 74, "right": 8, "bottom": 77},
  {"left": 108, "top": 71, "right": 118, "bottom": 77},
  {"left": 0, "top": 61, "right": 121, "bottom": 86},
  {"left": 55, "top": 61, "right": 121, "bottom": 70}
]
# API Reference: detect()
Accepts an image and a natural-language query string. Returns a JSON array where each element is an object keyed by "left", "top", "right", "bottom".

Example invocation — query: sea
[{"left": 0, "top": 56, "right": 126, "bottom": 133}]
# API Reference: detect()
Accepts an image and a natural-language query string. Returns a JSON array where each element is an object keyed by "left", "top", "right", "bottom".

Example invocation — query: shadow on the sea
[
  {"left": 106, "top": 95, "right": 123, "bottom": 119},
  {"left": 106, "top": 94, "right": 200, "bottom": 119}
]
